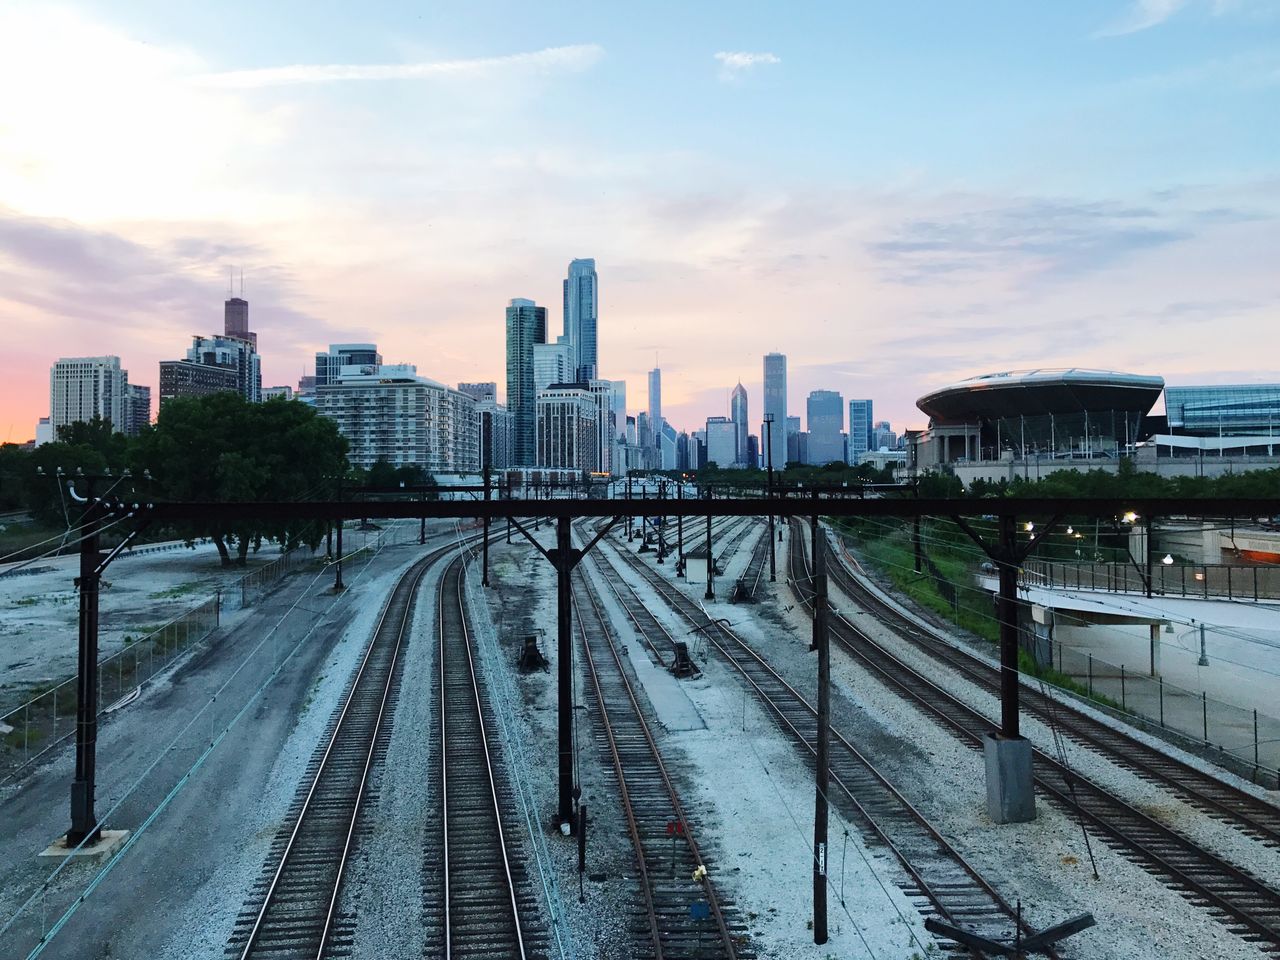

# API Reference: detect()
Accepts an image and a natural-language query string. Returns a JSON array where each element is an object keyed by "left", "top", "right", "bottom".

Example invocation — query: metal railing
[
  {"left": 1030, "top": 634, "right": 1280, "bottom": 786},
  {"left": 1, "top": 595, "right": 221, "bottom": 780},
  {"left": 1023, "top": 560, "right": 1280, "bottom": 602}
]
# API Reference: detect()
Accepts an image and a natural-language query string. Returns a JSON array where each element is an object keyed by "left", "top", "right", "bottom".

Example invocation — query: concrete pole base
[{"left": 983, "top": 732, "right": 1035, "bottom": 824}]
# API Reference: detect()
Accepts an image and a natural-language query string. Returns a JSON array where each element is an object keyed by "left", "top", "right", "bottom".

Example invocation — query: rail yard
[{"left": 3, "top": 496, "right": 1280, "bottom": 960}]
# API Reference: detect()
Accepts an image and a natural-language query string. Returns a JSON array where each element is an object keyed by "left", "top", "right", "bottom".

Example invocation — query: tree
[{"left": 133, "top": 393, "right": 349, "bottom": 565}]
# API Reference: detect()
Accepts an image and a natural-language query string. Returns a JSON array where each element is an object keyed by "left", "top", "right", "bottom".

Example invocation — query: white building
[
  {"left": 537, "top": 384, "right": 599, "bottom": 472},
  {"left": 49, "top": 356, "right": 129, "bottom": 436},
  {"left": 315, "top": 364, "right": 480, "bottom": 473}
]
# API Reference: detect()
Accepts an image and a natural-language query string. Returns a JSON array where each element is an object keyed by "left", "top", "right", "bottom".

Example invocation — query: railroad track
[
  {"left": 596, "top": 557, "right": 680, "bottom": 668},
  {"left": 741, "top": 522, "right": 775, "bottom": 601},
  {"left": 425, "top": 551, "right": 545, "bottom": 959},
  {"left": 682, "top": 516, "right": 744, "bottom": 559},
  {"left": 788, "top": 523, "right": 1280, "bottom": 954},
  {"left": 822, "top": 531, "right": 1280, "bottom": 847},
  {"left": 573, "top": 555, "right": 748, "bottom": 959},
  {"left": 596, "top": 535, "right": 1051, "bottom": 957},
  {"left": 228, "top": 546, "right": 439, "bottom": 959}
]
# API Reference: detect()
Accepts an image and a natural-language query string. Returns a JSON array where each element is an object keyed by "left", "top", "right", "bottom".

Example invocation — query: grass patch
[{"left": 148, "top": 582, "right": 203, "bottom": 600}]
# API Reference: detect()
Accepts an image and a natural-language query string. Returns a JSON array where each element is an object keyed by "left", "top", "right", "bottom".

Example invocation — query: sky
[{"left": 1, "top": 0, "right": 1278, "bottom": 443}]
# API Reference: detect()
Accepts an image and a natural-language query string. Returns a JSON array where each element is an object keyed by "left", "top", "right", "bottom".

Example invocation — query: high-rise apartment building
[
  {"left": 848, "top": 399, "right": 874, "bottom": 463},
  {"left": 588, "top": 379, "right": 616, "bottom": 475},
  {"left": 316, "top": 344, "right": 381, "bottom": 389},
  {"left": 475, "top": 398, "right": 513, "bottom": 471},
  {"left": 315, "top": 364, "right": 480, "bottom": 472},
  {"left": 807, "top": 390, "right": 845, "bottom": 465},
  {"left": 185, "top": 334, "right": 261, "bottom": 404},
  {"left": 159, "top": 359, "right": 240, "bottom": 407},
  {"left": 763, "top": 353, "right": 787, "bottom": 471},
  {"left": 730, "top": 382, "right": 749, "bottom": 467},
  {"left": 125, "top": 384, "right": 151, "bottom": 436},
  {"left": 49, "top": 356, "right": 129, "bottom": 435},
  {"left": 537, "top": 383, "right": 599, "bottom": 472},
  {"left": 563, "top": 259, "right": 598, "bottom": 381},
  {"left": 505, "top": 297, "right": 548, "bottom": 466}
]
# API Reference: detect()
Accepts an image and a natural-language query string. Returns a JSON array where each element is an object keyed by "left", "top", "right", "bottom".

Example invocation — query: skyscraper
[
  {"left": 316, "top": 344, "right": 381, "bottom": 388},
  {"left": 730, "top": 382, "right": 749, "bottom": 467},
  {"left": 506, "top": 297, "right": 547, "bottom": 466},
  {"left": 848, "top": 399, "right": 873, "bottom": 463},
  {"left": 705, "top": 417, "right": 737, "bottom": 468},
  {"left": 224, "top": 296, "right": 253, "bottom": 345},
  {"left": 807, "top": 390, "right": 845, "bottom": 465},
  {"left": 563, "top": 258, "right": 598, "bottom": 381},
  {"left": 763, "top": 353, "right": 787, "bottom": 470},
  {"left": 648, "top": 368, "right": 662, "bottom": 432}
]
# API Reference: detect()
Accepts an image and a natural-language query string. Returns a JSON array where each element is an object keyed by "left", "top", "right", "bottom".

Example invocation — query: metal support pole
[
  {"left": 419, "top": 489, "right": 426, "bottom": 545},
  {"left": 997, "top": 514, "right": 1020, "bottom": 739},
  {"left": 69, "top": 506, "right": 102, "bottom": 846},
  {"left": 676, "top": 483, "right": 684, "bottom": 577},
  {"left": 1198, "top": 623, "right": 1209, "bottom": 666},
  {"left": 334, "top": 474, "right": 346, "bottom": 591},
  {"left": 482, "top": 463, "right": 491, "bottom": 587},
  {"left": 914, "top": 515, "right": 923, "bottom": 574},
  {"left": 555, "top": 517, "right": 575, "bottom": 827},
  {"left": 627, "top": 476, "right": 634, "bottom": 541},
  {"left": 657, "top": 481, "right": 666, "bottom": 564},
  {"left": 704, "top": 511, "right": 714, "bottom": 600},
  {"left": 765, "top": 414, "right": 776, "bottom": 582},
  {"left": 811, "top": 514, "right": 829, "bottom": 945},
  {"left": 1145, "top": 516, "right": 1155, "bottom": 598}
]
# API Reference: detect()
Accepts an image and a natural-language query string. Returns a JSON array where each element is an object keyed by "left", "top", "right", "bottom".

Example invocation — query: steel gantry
[{"left": 60, "top": 492, "right": 1280, "bottom": 866}]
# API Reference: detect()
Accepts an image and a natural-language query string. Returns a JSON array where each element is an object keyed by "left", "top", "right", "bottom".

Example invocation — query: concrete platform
[{"left": 39, "top": 829, "right": 129, "bottom": 858}]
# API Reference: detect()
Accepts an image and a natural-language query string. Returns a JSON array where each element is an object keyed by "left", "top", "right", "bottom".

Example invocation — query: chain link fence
[
  {"left": 0, "top": 595, "right": 221, "bottom": 781},
  {"left": 1034, "top": 635, "right": 1280, "bottom": 787}
]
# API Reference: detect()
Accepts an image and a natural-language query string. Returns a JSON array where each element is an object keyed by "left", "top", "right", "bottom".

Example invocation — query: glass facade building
[
  {"left": 848, "top": 399, "right": 873, "bottom": 463},
  {"left": 563, "top": 258, "right": 598, "bottom": 382},
  {"left": 806, "top": 389, "right": 844, "bottom": 465},
  {"left": 1165, "top": 384, "right": 1280, "bottom": 436},
  {"left": 506, "top": 298, "right": 548, "bottom": 466},
  {"left": 763, "top": 352, "right": 787, "bottom": 471}
]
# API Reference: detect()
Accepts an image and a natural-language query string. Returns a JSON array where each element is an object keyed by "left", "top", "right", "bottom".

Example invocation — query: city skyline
[{"left": 2, "top": 1, "right": 1279, "bottom": 440}]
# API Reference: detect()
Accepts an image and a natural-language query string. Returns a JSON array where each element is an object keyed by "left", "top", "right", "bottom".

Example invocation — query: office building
[
  {"left": 848, "top": 399, "right": 873, "bottom": 463},
  {"left": 660, "top": 420, "right": 678, "bottom": 470},
  {"left": 263, "top": 386, "right": 294, "bottom": 401},
  {"left": 648, "top": 368, "right": 662, "bottom": 432},
  {"left": 159, "top": 359, "right": 241, "bottom": 407},
  {"left": 1165, "top": 384, "right": 1280, "bottom": 436},
  {"left": 297, "top": 375, "right": 317, "bottom": 396},
  {"left": 49, "top": 356, "right": 129, "bottom": 435},
  {"left": 315, "top": 344, "right": 381, "bottom": 389},
  {"left": 588, "top": 379, "right": 617, "bottom": 475},
  {"left": 315, "top": 364, "right": 479, "bottom": 472},
  {"left": 563, "top": 258, "right": 598, "bottom": 381},
  {"left": 537, "top": 383, "right": 600, "bottom": 472},
  {"left": 873, "top": 420, "right": 897, "bottom": 451},
  {"left": 534, "top": 341, "right": 575, "bottom": 391},
  {"left": 125, "top": 384, "right": 151, "bottom": 436},
  {"left": 185, "top": 334, "right": 261, "bottom": 404},
  {"left": 763, "top": 353, "right": 787, "bottom": 471},
  {"left": 746, "top": 435, "right": 759, "bottom": 470},
  {"left": 705, "top": 416, "right": 738, "bottom": 468},
  {"left": 224, "top": 296, "right": 255, "bottom": 347},
  {"left": 730, "top": 382, "right": 749, "bottom": 467},
  {"left": 506, "top": 298, "right": 548, "bottom": 466},
  {"left": 807, "top": 390, "right": 845, "bottom": 465},
  {"left": 475, "top": 398, "right": 513, "bottom": 471},
  {"left": 458, "top": 382, "right": 497, "bottom": 402}
]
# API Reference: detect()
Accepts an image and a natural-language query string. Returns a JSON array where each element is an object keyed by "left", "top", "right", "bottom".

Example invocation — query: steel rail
[
  {"left": 438, "top": 553, "right": 528, "bottom": 960},
  {"left": 573, "top": 568, "right": 742, "bottom": 958},
  {"left": 598, "top": 536, "right": 1049, "bottom": 956},
  {"left": 234, "top": 549, "right": 430, "bottom": 960},
  {"left": 789, "top": 525, "right": 1280, "bottom": 952},
  {"left": 822, "top": 532, "right": 1280, "bottom": 846}
]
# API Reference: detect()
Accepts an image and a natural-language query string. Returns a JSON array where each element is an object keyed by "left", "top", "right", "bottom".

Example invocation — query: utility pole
[
  {"left": 704, "top": 496, "right": 715, "bottom": 600},
  {"left": 334, "top": 472, "right": 346, "bottom": 591},
  {"left": 68, "top": 498, "right": 104, "bottom": 846},
  {"left": 627, "top": 475, "right": 634, "bottom": 541},
  {"left": 997, "top": 514, "right": 1018, "bottom": 737},
  {"left": 765, "top": 414, "right": 777, "bottom": 582},
  {"left": 657, "top": 480, "right": 666, "bottom": 565},
  {"left": 676, "top": 482, "right": 684, "bottom": 577},
  {"left": 419, "top": 487, "right": 426, "bottom": 546},
  {"left": 811, "top": 513, "right": 830, "bottom": 945},
  {"left": 482, "top": 461, "right": 492, "bottom": 587},
  {"left": 552, "top": 516, "right": 577, "bottom": 827}
]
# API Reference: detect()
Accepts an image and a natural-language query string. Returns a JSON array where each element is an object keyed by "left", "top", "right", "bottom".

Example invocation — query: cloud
[
  {"left": 195, "top": 44, "right": 604, "bottom": 89},
  {"left": 714, "top": 51, "right": 781, "bottom": 79},
  {"left": 1097, "top": 0, "right": 1189, "bottom": 35}
]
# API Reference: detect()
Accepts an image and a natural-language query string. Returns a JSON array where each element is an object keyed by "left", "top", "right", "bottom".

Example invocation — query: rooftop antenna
[
  {"left": 227, "top": 266, "right": 233, "bottom": 297},
  {"left": 239, "top": 267, "right": 244, "bottom": 297}
]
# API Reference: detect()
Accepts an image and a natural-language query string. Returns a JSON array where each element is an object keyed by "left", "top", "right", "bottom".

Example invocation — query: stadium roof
[{"left": 917, "top": 368, "right": 1165, "bottom": 423}]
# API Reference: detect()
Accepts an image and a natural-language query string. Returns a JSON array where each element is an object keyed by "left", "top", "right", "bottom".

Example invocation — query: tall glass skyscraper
[
  {"left": 731, "top": 382, "right": 749, "bottom": 466},
  {"left": 763, "top": 353, "right": 787, "bottom": 470},
  {"left": 506, "top": 298, "right": 547, "bottom": 466},
  {"left": 648, "top": 368, "right": 662, "bottom": 429},
  {"left": 848, "top": 399, "right": 873, "bottom": 463},
  {"left": 563, "top": 258, "right": 598, "bottom": 381},
  {"left": 807, "top": 390, "right": 844, "bottom": 465}
]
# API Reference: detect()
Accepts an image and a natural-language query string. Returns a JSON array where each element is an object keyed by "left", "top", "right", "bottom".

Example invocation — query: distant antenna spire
[
  {"left": 227, "top": 266, "right": 233, "bottom": 296},
  {"left": 239, "top": 267, "right": 244, "bottom": 297}
]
